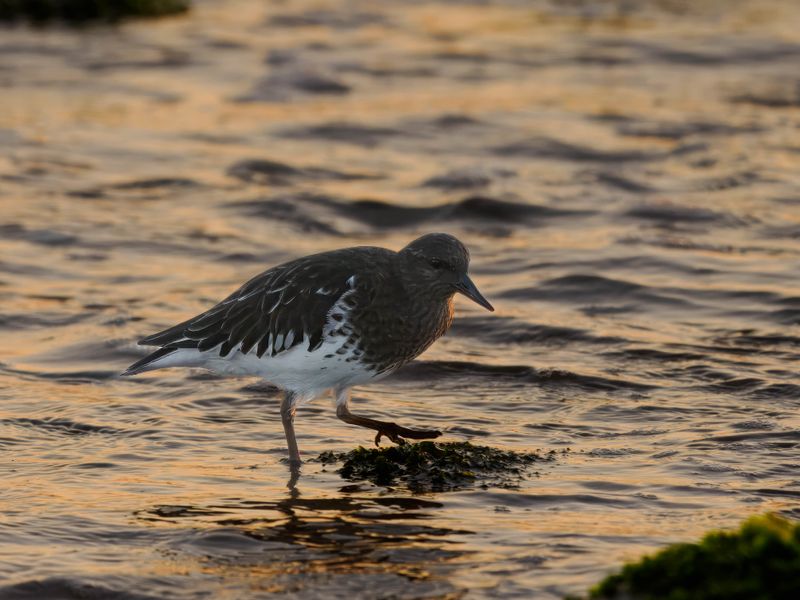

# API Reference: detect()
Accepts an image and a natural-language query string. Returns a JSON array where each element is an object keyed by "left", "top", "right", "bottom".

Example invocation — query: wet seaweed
[
  {"left": 0, "top": 0, "right": 189, "bottom": 23},
  {"left": 318, "top": 441, "right": 560, "bottom": 492},
  {"left": 578, "top": 514, "right": 800, "bottom": 600}
]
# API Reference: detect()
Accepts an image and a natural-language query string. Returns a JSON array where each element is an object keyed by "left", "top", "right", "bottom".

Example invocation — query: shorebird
[{"left": 122, "top": 233, "right": 494, "bottom": 465}]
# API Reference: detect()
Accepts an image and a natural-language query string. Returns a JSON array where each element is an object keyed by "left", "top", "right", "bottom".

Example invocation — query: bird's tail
[{"left": 121, "top": 347, "right": 179, "bottom": 376}]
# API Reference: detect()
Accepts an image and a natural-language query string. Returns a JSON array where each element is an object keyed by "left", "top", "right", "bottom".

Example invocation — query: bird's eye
[{"left": 429, "top": 258, "right": 444, "bottom": 269}]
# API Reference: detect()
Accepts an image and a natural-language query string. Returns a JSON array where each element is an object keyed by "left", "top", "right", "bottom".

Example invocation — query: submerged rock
[
  {"left": 580, "top": 514, "right": 800, "bottom": 600},
  {"left": 318, "top": 441, "right": 560, "bottom": 492},
  {"left": 0, "top": 0, "right": 189, "bottom": 23}
]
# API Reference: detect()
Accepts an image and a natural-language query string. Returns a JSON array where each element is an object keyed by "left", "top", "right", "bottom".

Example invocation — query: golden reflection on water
[{"left": 1, "top": 0, "right": 800, "bottom": 598}]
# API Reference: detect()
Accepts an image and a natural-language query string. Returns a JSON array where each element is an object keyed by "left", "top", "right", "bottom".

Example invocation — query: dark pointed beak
[{"left": 456, "top": 274, "right": 494, "bottom": 312}]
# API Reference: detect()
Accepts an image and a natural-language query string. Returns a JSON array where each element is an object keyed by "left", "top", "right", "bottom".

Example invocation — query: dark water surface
[{"left": 2, "top": 0, "right": 800, "bottom": 597}]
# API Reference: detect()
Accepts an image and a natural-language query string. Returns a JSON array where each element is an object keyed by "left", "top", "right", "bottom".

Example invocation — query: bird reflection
[{"left": 139, "top": 481, "right": 469, "bottom": 593}]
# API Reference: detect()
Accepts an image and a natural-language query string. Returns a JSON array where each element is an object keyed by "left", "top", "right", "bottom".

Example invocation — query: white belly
[{"left": 150, "top": 337, "right": 383, "bottom": 402}]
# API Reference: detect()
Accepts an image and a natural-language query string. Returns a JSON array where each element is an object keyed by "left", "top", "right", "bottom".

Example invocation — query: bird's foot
[
  {"left": 374, "top": 422, "right": 442, "bottom": 447},
  {"left": 284, "top": 457, "right": 302, "bottom": 490}
]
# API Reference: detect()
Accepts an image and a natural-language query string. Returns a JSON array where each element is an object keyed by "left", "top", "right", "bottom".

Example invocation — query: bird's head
[{"left": 400, "top": 233, "right": 494, "bottom": 311}]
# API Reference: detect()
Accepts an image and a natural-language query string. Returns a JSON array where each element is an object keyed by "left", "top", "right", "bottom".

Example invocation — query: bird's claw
[
  {"left": 374, "top": 423, "right": 442, "bottom": 447},
  {"left": 374, "top": 427, "right": 406, "bottom": 447}
]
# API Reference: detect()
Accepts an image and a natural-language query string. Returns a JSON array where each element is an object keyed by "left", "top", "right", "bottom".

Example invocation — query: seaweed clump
[
  {"left": 0, "top": 0, "right": 189, "bottom": 23},
  {"left": 318, "top": 441, "right": 559, "bottom": 492},
  {"left": 583, "top": 514, "right": 800, "bottom": 600}
]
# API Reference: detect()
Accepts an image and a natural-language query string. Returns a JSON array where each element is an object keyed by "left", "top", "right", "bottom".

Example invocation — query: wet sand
[{"left": 1, "top": 0, "right": 800, "bottom": 597}]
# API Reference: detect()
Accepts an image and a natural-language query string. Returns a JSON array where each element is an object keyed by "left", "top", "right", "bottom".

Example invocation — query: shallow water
[{"left": 1, "top": 0, "right": 800, "bottom": 597}]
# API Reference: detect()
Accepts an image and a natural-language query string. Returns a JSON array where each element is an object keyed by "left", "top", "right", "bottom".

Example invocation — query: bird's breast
[{"left": 351, "top": 295, "right": 454, "bottom": 373}]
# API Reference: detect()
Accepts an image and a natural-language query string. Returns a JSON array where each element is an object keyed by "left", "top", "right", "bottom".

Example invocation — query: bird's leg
[
  {"left": 334, "top": 387, "right": 442, "bottom": 447},
  {"left": 281, "top": 391, "right": 302, "bottom": 466}
]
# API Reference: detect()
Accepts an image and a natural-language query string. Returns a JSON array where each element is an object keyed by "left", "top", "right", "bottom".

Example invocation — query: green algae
[
  {"left": 0, "top": 0, "right": 189, "bottom": 23},
  {"left": 581, "top": 514, "right": 800, "bottom": 600},
  {"left": 318, "top": 441, "right": 560, "bottom": 492}
]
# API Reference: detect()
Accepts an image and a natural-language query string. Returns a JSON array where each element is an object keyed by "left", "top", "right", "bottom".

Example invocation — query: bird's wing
[{"left": 138, "top": 256, "right": 370, "bottom": 359}]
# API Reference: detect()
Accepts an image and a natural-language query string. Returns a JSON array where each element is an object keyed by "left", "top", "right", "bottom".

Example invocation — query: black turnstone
[{"left": 122, "top": 233, "right": 494, "bottom": 465}]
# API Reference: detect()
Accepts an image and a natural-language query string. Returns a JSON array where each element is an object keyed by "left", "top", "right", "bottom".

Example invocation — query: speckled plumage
[{"left": 123, "top": 233, "right": 494, "bottom": 463}]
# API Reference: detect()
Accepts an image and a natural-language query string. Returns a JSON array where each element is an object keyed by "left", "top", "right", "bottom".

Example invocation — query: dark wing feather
[{"left": 137, "top": 257, "right": 358, "bottom": 360}]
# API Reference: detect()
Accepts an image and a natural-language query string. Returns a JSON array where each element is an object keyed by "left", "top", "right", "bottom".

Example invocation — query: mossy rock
[
  {"left": 0, "top": 0, "right": 189, "bottom": 23},
  {"left": 581, "top": 514, "right": 800, "bottom": 600},
  {"left": 318, "top": 441, "right": 560, "bottom": 492}
]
